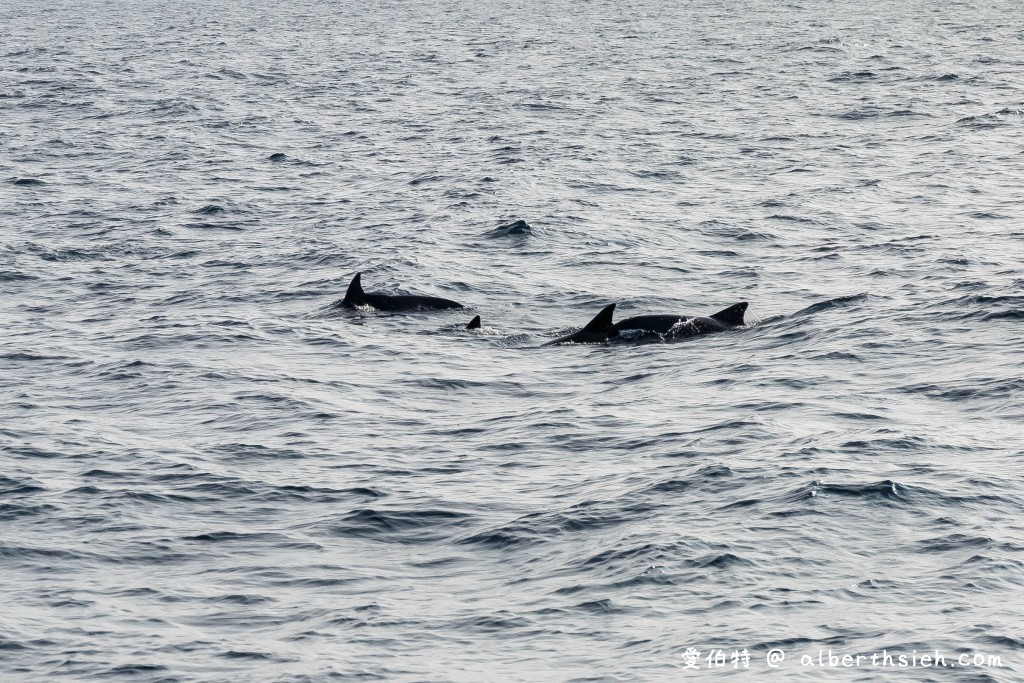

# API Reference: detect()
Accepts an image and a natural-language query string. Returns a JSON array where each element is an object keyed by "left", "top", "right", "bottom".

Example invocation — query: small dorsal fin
[
  {"left": 342, "top": 272, "right": 364, "bottom": 305},
  {"left": 466, "top": 315, "right": 481, "bottom": 330},
  {"left": 710, "top": 302, "right": 748, "bottom": 326},
  {"left": 582, "top": 303, "right": 616, "bottom": 332}
]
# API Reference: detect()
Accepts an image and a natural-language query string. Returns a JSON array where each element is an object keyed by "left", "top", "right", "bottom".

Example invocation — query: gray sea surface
[{"left": 2, "top": 0, "right": 1023, "bottom": 680}]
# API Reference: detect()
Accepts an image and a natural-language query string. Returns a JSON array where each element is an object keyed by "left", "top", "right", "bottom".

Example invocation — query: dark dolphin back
[
  {"left": 338, "top": 272, "right": 463, "bottom": 310},
  {"left": 466, "top": 315, "right": 481, "bottom": 330},
  {"left": 613, "top": 315, "right": 687, "bottom": 335},
  {"left": 365, "top": 294, "right": 464, "bottom": 311},
  {"left": 710, "top": 302, "right": 748, "bottom": 327}
]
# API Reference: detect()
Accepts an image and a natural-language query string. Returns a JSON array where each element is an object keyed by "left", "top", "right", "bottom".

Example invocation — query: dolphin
[
  {"left": 547, "top": 302, "right": 748, "bottom": 345},
  {"left": 466, "top": 315, "right": 481, "bottom": 330},
  {"left": 335, "top": 272, "right": 464, "bottom": 311}
]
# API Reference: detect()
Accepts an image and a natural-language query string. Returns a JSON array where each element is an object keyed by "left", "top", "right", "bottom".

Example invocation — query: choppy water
[{"left": 2, "top": 0, "right": 1023, "bottom": 680}]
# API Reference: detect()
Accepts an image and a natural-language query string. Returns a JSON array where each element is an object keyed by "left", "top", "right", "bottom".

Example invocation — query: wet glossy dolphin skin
[
  {"left": 336, "top": 272, "right": 464, "bottom": 311},
  {"left": 547, "top": 302, "right": 748, "bottom": 345}
]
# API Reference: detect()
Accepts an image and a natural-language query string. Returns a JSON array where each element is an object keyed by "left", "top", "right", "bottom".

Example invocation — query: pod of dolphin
[{"left": 335, "top": 272, "right": 749, "bottom": 344}]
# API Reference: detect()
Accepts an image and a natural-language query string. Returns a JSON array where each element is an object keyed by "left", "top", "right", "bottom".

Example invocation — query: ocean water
[{"left": 2, "top": 0, "right": 1023, "bottom": 679}]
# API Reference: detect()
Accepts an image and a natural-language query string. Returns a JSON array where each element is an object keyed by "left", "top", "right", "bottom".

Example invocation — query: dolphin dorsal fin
[
  {"left": 343, "top": 272, "right": 364, "bottom": 305},
  {"left": 582, "top": 303, "right": 616, "bottom": 332},
  {"left": 710, "top": 302, "right": 748, "bottom": 326},
  {"left": 466, "top": 315, "right": 481, "bottom": 330}
]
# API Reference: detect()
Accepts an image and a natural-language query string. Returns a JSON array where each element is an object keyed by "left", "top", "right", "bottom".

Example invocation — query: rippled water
[{"left": 3, "top": 0, "right": 1023, "bottom": 679}]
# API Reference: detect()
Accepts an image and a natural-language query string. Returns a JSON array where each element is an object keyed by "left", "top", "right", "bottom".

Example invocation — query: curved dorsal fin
[
  {"left": 710, "top": 302, "right": 748, "bottom": 326},
  {"left": 466, "top": 315, "right": 481, "bottom": 330},
  {"left": 342, "top": 272, "right": 364, "bottom": 305},
  {"left": 582, "top": 303, "right": 616, "bottom": 332}
]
